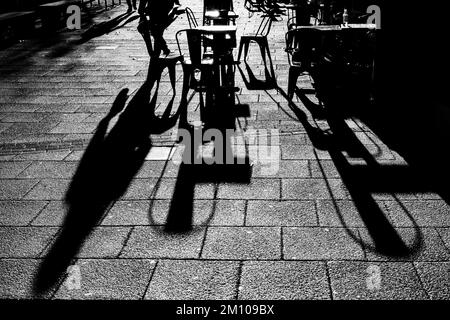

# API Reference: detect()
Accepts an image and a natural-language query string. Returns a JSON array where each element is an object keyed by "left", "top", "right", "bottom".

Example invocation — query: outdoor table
[{"left": 291, "top": 24, "right": 378, "bottom": 100}]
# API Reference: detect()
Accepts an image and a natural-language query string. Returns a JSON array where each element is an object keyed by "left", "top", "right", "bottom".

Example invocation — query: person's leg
[
  {"left": 138, "top": 0, "right": 148, "bottom": 15},
  {"left": 150, "top": 23, "right": 170, "bottom": 57},
  {"left": 126, "top": 0, "right": 132, "bottom": 10}
]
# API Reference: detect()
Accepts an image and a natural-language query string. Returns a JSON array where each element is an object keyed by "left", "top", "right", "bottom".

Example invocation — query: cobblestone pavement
[{"left": 0, "top": 1, "right": 449, "bottom": 300}]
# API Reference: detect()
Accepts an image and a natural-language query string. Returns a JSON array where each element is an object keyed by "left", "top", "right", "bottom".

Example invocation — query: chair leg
[
  {"left": 261, "top": 37, "right": 276, "bottom": 82},
  {"left": 243, "top": 39, "right": 250, "bottom": 62},
  {"left": 179, "top": 65, "right": 191, "bottom": 126},
  {"left": 168, "top": 62, "right": 177, "bottom": 95},
  {"left": 237, "top": 39, "right": 245, "bottom": 62},
  {"left": 288, "top": 67, "right": 302, "bottom": 100}
]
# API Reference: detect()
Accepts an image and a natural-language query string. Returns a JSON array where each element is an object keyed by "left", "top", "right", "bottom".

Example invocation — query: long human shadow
[
  {"left": 77, "top": 12, "right": 139, "bottom": 44},
  {"left": 33, "top": 60, "right": 181, "bottom": 295},
  {"left": 257, "top": 60, "right": 424, "bottom": 258}
]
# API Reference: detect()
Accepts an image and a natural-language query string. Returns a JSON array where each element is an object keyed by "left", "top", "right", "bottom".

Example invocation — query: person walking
[
  {"left": 138, "top": 0, "right": 183, "bottom": 57},
  {"left": 126, "top": 0, "right": 138, "bottom": 13}
]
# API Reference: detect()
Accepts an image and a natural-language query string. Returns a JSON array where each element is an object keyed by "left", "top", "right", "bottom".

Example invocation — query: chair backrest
[
  {"left": 185, "top": 7, "right": 198, "bottom": 29},
  {"left": 176, "top": 29, "right": 206, "bottom": 66},
  {"left": 285, "top": 28, "right": 322, "bottom": 66}
]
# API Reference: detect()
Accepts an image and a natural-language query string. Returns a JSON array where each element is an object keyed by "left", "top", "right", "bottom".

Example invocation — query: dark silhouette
[
  {"left": 126, "top": 0, "right": 138, "bottom": 13},
  {"left": 138, "top": 0, "right": 182, "bottom": 57},
  {"left": 78, "top": 11, "right": 139, "bottom": 44},
  {"left": 33, "top": 60, "right": 181, "bottom": 296}
]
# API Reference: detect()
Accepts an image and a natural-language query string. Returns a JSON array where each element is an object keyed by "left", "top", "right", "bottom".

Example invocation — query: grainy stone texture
[{"left": 0, "top": 1, "right": 448, "bottom": 300}]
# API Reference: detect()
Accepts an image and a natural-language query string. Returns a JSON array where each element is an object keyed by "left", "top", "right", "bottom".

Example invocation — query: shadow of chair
[{"left": 274, "top": 83, "right": 424, "bottom": 258}]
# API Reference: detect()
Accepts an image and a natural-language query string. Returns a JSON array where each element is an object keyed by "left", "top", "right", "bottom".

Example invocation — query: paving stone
[
  {"left": 283, "top": 227, "right": 364, "bottom": 260},
  {"left": 144, "top": 147, "right": 174, "bottom": 160},
  {"left": 0, "top": 161, "right": 31, "bottom": 178},
  {"left": 309, "top": 160, "right": 341, "bottom": 178},
  {"left": 123, "top": 178, "right": 216, "bottom": 200},
  {"left": 384, "top": 200, "right": 450, "bottom": 227},
  {"left": 246, "top": 200, "right": 317, "bottom": 226},
  {"left": 316, "top": 200, "right": 387, "bottom": 227},
  {"left": 217, "top": 179, "right": 280, "bottom": 200},
  {"left": 50, "top": 122, "right": 97, "bottom": 134},
  {"left": 0, "top": 227, "right": 58, "bottom": 258},
  {"left": 2, "top": 122, "right": 57, "bottom": 136},
  {"left": 14, "top": 150, "right": 72, "bottom": 161},
  {"left": 328, "top": 261, "right": 428, "bottom": 300},
  {"left": 24, "top": 179, "right": 70, "bottom": 200},
  {"left": 102, "top": 200, "right": 152, "bottom": 226},
  {"left": 252, "top": 160, "right": 309, "bottom": 178},
  {"left": 136, "top": 161, "right": 180, "bottom": 178},
  {"left": 281, "top": 145, "right": 331, "bottom": 160},
  {"left": 63, "top": 151, "right": 84, "bottom": 161},
  {"left": 121, "top": 200, "right": 245, "bottom": 227},
  {"left": 282, "top": 178, "right": 350, "bottom": 200},
  {"left": 280, "top": 134, "right": 309, "bottom": 145},
  {"left": 0, "top": 259, "right": 55, "bottom": 298},
  {"left": 54, "top": 259, "right": 156, "bottom": 299},
  {"left": 121, "top": 226, "right": 205, "bottom": 259},
  {"left": 239, "top": 261, "right": 330, "bottom": 300},
  {"left": 145, "top": 260, "right": 239, "bottom": 300},
  {"left": 437, "top": 228, "right": 450, "bottom": 250},
  {"left": 0, "top": 200, "right": 47, "bottom": 226},
  {"left": 76, "top": 227, "right": 131, "bottom": 258},
  {"left": 31, "top": 201, "right": 68, "bottom": 226},
  {"left": 18, "top": 161, "right": 78, "bottom": 179},
  {"left": 414, "top": 262, "right": 450, "bottom": 300},
  {"left": 202, "top": 227, "right": 281, "bottom": 260},
  {"left": 0, "top": 179, "right": 39, "bottom": 200},
  {"left": 360, "top": 227, "right": 450, "bottom": 261}
]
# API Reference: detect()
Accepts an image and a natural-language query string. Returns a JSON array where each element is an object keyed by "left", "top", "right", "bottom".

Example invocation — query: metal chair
[
  {"left": 285, "top": 27, "right": 322, "bottom": 99},
  {"left": 176, "top": 28, "right": 240, "bottom": 127},
  {"left": 237, "top": 2, "right": 280, "bottom": 81},
  {"left": 176, "top": 29, "right": 215, "bottom": 126},
  {"left": 185, "top": 6, "right": 198, "bottom": 29}
]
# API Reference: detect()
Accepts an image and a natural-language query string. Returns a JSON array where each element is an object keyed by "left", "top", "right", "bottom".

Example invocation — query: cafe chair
[
  {"left": 285, "top": 27, "right": 322, "bottom": 99},
  {"left": 137, "top": 18, "right": 182, "bottom": 93},
  {"left": 203, "top": 0, "right": 239, "bottom": 26},
  {"left": 176, "top": 29, "right": 215, "bottom": 127},
  {"left": 237, "top": 6, "right": 279, "bottom": 82}
]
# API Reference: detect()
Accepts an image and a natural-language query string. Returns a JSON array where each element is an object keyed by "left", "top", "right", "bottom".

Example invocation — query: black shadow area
[{"left": 33, "top": 60, "right": 181, "bottom": 295}]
